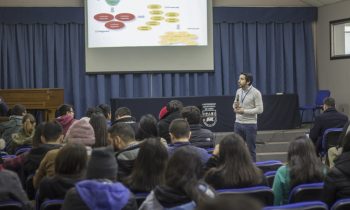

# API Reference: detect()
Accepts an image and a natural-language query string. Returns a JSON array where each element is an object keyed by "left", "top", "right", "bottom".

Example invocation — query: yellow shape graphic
[
  {"left": 138, "top": 26, "right": 152, "bottom": 31},
  {"left": 146, "top": 21, "right": 160, "bottom": 26},
  {"left": 165, "top": 12, "right": 179, "bottom": 17},
  {"left": 151, "top": 16, "right": 164, "bottom": 21},
  {"left": 150, "top": 10, "right": 163, "bottom": 15},
  {"left": 159, "top": 31, "right": 199, "bottom": 46},
  {"left": 165, "top": 18, "right": 179, "bottom": 23},
  {"left": 148, "top": 4, "right": 162, "bottom": 9}
]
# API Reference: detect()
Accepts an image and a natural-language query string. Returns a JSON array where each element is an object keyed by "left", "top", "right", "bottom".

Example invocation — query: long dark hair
[
  {"left": 288, "top": 136, "right": 324, "bottom": 189},
  {"left": 205, "top": 133, "right": 262, "bottom": 188},
  {"left": 124, "top": 137, "right": 168, "bottom": 192},
  {"left": 89, "top": 113, "right": 108, "bottom": 148},
  {"left": 55, "top": 143, "right": 87, "bottom": 177},
  {"left": 165, "top": 146, "right": 202, "bottom": 195},
  {"left": 135, "top": 114, "right": 158, "bottom": 140}
]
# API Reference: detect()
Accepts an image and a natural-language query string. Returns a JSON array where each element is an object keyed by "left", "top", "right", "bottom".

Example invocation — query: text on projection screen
[{"left": 87, "top": 0, "right": 208, "bottom": 48}]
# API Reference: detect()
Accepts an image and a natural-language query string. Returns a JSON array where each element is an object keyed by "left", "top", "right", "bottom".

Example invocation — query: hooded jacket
[
  {"left": 139, "top": 186, "right": 195, "bottom": 210},
  {"left": 323, "top": 151, "right": 350, "bottom": 206},
  {"left": 62, "top": 179, "right": 137, "bottom": 210}
]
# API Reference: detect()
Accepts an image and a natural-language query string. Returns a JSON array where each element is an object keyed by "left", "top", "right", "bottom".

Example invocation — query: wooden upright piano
[{"left": 0, "top": 88, "right": 64, "bottom": 121}]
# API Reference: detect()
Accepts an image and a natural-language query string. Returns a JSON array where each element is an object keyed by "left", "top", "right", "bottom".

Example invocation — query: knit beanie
[
  {"left": 65, "top": 119, "right": 95, "bottom": 146},
  {"left": 86, "top": 146, "right": 118, "bottom": 180}
]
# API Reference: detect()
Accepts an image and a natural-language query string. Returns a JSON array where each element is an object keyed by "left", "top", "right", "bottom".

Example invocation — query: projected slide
[{"left": 87, "top": 0, "right": 208, "bottom": 48}]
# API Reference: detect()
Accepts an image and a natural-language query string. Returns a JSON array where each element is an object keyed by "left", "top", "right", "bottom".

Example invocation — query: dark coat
[
  {"left": 189, "top": 124, "right": 214, "bottom": 148},
  {"left": 323, "top": 151, "right": 350, "bottom": 207},
  {"left": 0, "top": 167, "right": 32, "bottom": 210},
  {"left": 115, "top": 143, "right": 140, "bottom": 181},
  {"left": 309, "top": 108, "right": 348, "bottom": 144},
  {"left": 37, "top": 175, "right": 81, "bottom": 207},
  {"left": 158, "top": 111, "right": 182, "bottom": 143}
]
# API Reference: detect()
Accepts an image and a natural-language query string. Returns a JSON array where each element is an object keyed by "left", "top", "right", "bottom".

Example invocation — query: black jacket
[
  {"left": 38, "top": 175, "right": 81, "bottom": 207},
  {"left": 158, "top": 111, "right": 182, "bottom": 143},
  {"left": 309, "top": 108, "right": 348, "bottom": 143},
  {"left": 323, "top": 151, "right": 350, "bottom": 207},
  {"left": 189, "top": 124, "right": 214, "bottom": 148},
  {"left": 115, "top": 143, "right": 140, "bottom": 181}
]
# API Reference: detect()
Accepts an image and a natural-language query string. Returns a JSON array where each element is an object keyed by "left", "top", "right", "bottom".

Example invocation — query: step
[
  {"left": 256, "top": 142, "right": 289, "bottom": 153},
  {"left": 256, "top": 152, "right": 287, "bottom": 162}
]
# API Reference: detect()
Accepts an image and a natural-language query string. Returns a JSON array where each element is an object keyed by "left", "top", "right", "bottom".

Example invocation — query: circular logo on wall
[{"left": 201, "top": 103, "right": 217, "bottom": 128}]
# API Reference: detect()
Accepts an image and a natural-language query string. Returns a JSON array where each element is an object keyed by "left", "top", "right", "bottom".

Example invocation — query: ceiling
[{"left": 0, "top": 0, "right": 347, "bottom": 7}]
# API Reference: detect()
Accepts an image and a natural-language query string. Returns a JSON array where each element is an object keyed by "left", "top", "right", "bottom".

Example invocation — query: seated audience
[
  {"left": 96, "top": 104, "right": 112, "bottom": 126},
  {"left": 0, "top": 97, "right": 8, "bottom": 116},
  {"left": 7, "top": 113, "right": 36, "bottom": 154},
  {"left": 85, "top": 107, "right": 97, "bottom": 118},
  {"left": 168, "top": 119, "right": 209, "bottom": 164},
  {"left": 33, "top": 119, "right": 95, "bottom": 188},
  {"left": 108, "top": 123, "right": 140, "bottom": 181},
  {"left": 135, "top": 114, "right": 158, "bottom": 141},
  {"left": 37, "top": 143, "right": 87, "bottom": 207},
  {"left": 62, "top": 146, "right": 137, "bottom": 210},
  {"left": 124, "top": 137, "right": 168, "bottom": 192},
  {"left": 328, "top": 122, "right": 350, "bottom": 168},
  {"left": 0, "top": 164, "right": 32, "bottom": 209},
  {"left": 309, "top": 97, "right": 348, "bottom": 153},
  {"left": 89, "top": 113, "right": 109, "bottom": 148},
  {"left": 55, "top": 104, "right": 76, "bottom": 136},
  {"left": 181, "top": 106, "right": 214, "bottom": 148},
  {"left": 139, "top": 146, "right": 215, "bottom": 210},
  {"left": 273, "top": 136, "right": 325, "bottom": 205},
  {"left": 112, "top": 107, "right": 138, "bottom": 132},
  {"left": 158, "top": 100, "right": 183, "bottom": 143},
  {"left": 204, "top": 133, "right": 267, "bottom": 189},
  {"left": 0, "top": 104, "right": 26, "bottom": 146},
  {"left": 323, "top": 131, "right": 350, "bottom": 207}
]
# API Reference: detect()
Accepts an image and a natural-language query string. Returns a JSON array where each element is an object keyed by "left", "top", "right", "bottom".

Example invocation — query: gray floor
[{"left": 213, "top": 125, "right": 311, "bottom": 162}]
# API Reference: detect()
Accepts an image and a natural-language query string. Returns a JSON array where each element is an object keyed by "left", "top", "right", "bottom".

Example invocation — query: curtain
[{"left": 0, "top": 7, "right": 317, "bottom": 118}]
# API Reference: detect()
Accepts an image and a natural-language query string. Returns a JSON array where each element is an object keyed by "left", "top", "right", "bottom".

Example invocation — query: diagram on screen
[{"left": 87, "top": 0, "right": 208, "bottom": 47}]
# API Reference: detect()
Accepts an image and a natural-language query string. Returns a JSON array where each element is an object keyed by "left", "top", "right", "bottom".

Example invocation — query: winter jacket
[
  {"left": 323, "top": 151, "right": 350, "bottom": 206},
  {"left": 62, "top": 179, "right": 137, "bottom": 210},
  {"left": 115, "top": 143, "right": 140, "bottom": 181},
  {"left": 139, "top": 186, "right": 195, "bottom": 210},
  {"left": 158, "top": 111, "right": 182, "bottom": 143},
  {"left": 0, "top": 166, "right": 32, "bottom": 210},
  {"left": 168, "top": 142, "right": 210, "bottom": 165},
  {"left": 37, "top": 175, "right": 82, "bottom": 207},
  {"left": 188, "top": 124, "right": 214, "bottom": 148}
]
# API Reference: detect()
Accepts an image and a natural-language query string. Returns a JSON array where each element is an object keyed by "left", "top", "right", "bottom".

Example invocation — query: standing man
[{"left": 233, "top": 73, "right": 263, "bottom": 161}]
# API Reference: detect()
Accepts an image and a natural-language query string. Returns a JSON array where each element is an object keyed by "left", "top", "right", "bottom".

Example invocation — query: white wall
[{"left": 317, "top": 0, "right": 350, "bottom": 115}]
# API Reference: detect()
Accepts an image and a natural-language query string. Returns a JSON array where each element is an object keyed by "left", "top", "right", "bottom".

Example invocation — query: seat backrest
[
  {"left": 217, "top": 186, "right": 274, "bottom": 206},
  {"left": 288, "top": 182, "right": 324, "bottom": 204},
  {"left": 264, "top": 171, "right": 277, "bottom": 188},
  {"left": 331, "top": 198, "right": 350, "bottom": 210},
  {"left": 134, "top": 192, "right": 149, "bottom": 207},
  {"left": 15, "top": 146, "right": 32, "bottom": 156},
  {"left": 321, "top": 128, "right": 343, "bottom": 156},
  {"left": 256, "top": 160, "right": 283, "bottom": 173},
  {"left": 0, "top": 200, "right": 23, "bottom": 210},
  {"left": 315, "top": 90, "right": 331, "bottom": 107},
  {"left": 40, "top": 199, "right": 64, "bottom": 210},
  {"left": 263, "top": 201, "right": 328, "bottom": 210}
]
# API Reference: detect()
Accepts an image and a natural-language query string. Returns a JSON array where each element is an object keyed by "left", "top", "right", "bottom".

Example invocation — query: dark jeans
[{"left": 234, "top": 122, "right": 257, "bottom": 162}]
